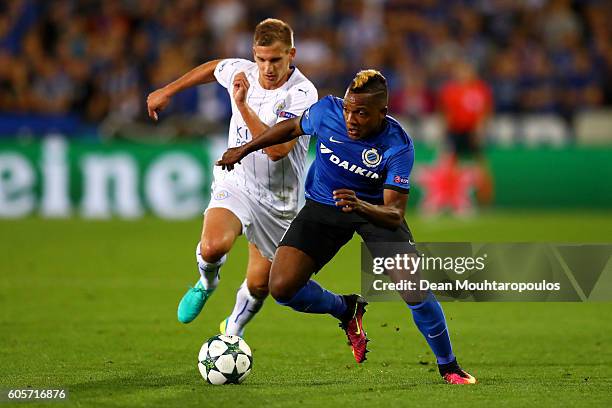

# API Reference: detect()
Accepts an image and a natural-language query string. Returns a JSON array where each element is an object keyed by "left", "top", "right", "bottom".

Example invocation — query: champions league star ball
[{"left": 198, "top": 335, "right": 253, "bottom": 385}]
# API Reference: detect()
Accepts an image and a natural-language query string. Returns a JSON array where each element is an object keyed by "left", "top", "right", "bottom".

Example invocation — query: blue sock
[
  {"left": 276, "top": 280, "right": 347, "bottom": 320},
  {"left": 408, "top": 293, "right": 455, "bottom": 365}
]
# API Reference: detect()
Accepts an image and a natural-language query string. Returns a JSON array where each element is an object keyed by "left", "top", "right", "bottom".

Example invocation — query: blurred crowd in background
[{"left": 0, "top": 0, "right": 611, "bottom": 138}]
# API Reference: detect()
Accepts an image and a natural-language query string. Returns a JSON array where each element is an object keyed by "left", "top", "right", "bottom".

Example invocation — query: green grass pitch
[{"left": 1, "top": 210, "right": 612, "bottom": 407}]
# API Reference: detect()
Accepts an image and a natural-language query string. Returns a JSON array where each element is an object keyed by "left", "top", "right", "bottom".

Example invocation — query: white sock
[
  {"left": 225, "top": 280, "right": 264, "bottom": 337},
  {"left": 195, "top": 242, "right": 226, "bottom": 291}
]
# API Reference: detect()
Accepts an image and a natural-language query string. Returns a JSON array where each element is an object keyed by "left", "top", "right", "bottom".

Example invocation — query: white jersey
[{"left": 212, "top": 58, "right": 318, "bottom": 216}]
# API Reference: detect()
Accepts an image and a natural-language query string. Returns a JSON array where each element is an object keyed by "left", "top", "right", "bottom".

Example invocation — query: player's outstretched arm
[
  {"left": 146, "top": 59, "right": 222, "bottom": 121},
  {"left": 333, "top": 188, "right": 408, "bottom": 229},
  {"left": 216, "top": 117, "right": 303, "bottom": 171}
]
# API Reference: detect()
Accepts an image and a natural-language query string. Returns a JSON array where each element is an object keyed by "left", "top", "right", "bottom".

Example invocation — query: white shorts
[{"left": 205, "top": 179, "right": 296, "bottom": 260}]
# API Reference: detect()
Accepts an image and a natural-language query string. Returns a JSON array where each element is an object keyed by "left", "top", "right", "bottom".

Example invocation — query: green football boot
[
  {"left": 177, "top": 281, "right": 214, "bottom": 323},
  {"left": 219, "top": 317, "right": 229, "bottom": 334}
]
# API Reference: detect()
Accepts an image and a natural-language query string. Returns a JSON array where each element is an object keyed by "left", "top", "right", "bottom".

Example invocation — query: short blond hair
[{"left": 253, "top": 18, "right": 294, "bottom": 49}]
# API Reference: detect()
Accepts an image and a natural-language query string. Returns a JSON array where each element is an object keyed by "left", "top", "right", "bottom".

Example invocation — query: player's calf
[
  {"left": 246, "top": 276, "right": 269, "bottom": 299},
  {"left": 408, "top": 293, "right": 455, "bottom": 365},
  {"left": 197, "top": 241, "right": 225, "bottom": 291},
  {"left": 222, "top": 280, "right": 265, "bottom": 337},
  {"left": 176, "top": 243, "right": 227, "bottom": 324}
]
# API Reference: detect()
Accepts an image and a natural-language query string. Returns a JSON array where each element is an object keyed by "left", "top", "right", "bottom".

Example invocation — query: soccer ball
[{"left": 197, "top": 334, "right": 252, "bottom": 385}]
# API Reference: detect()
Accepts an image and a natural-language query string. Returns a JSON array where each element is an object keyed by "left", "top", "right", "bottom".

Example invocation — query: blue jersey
[{"left": 300, "top": 96, "right": 414, "bottom": 206}]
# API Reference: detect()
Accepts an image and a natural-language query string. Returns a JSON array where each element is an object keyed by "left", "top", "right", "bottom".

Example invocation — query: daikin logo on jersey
[{"left": 319, "top": 143, "right": 380, "bottom": 179}]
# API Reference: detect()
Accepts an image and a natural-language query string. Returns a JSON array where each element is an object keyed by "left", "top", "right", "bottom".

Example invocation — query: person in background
[{"left": 439, "top": 60, "right": 494, "bottom": 206}]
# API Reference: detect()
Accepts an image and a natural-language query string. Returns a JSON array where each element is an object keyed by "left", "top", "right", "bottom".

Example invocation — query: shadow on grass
[{"left": 65, "top": 369, "right": 198, "bottom": 395}]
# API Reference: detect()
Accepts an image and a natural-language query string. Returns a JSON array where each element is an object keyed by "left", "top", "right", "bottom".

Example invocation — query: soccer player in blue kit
[{"left": 217, "top": 70, "right": 476, "bottom": 384}]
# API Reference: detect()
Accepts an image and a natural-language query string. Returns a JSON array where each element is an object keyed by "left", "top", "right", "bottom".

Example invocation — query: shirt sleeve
[
  {"left": 299, "top": 95, "right": 333, "bottom": 137},
  {"left": 383, "top": 145, "right": 415, "bottom": 193},
  {"left": 275, "top": 83, "right": 318, "bottom": 124},
  {"left": 213, "top": 59, "right": 254, "bottom": 89}
]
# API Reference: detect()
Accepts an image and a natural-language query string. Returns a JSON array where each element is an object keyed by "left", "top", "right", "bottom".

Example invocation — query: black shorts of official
[
  {"left": 278, "top": 199, "right": 415, "bottom": 272},
  {"left": 447, "top": 130, "right": 481, "bottom": 157}
]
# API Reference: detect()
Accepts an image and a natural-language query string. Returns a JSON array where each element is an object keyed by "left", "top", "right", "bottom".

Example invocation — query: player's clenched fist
[
  {"left": 146, "top": 88, "right": 171, "bottom": 121},
  {"left": 333, "top": 189, "right": 364, "bottom": 213},
  {"left": 232, "top": 72, "right": 250, "bottom": 106}
]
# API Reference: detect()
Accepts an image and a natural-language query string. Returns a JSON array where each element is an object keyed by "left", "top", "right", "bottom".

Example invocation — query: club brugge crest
[{"left": 362, "top": 148, "right": 382, "bottom": 168}]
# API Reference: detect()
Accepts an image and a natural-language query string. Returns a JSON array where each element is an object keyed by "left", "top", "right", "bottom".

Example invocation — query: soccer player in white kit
[{"left": 146, "top": 19, "right": 317, "bottom": 336}]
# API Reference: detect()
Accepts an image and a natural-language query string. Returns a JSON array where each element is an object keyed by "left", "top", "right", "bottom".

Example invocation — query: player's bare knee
[
  {"left": 199, "top": 239, "right": 231, "bottom": 263},
  {"left": 269, "top": 274, "right": 296, "bottom": 302},
  {"left": 247, "top": 280, "right": 269, "bottom": 299}
]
